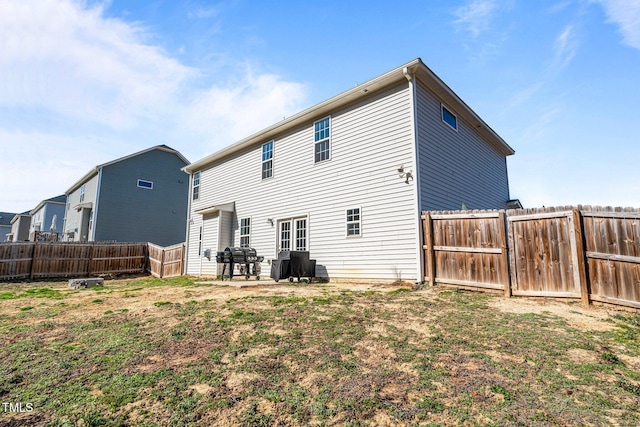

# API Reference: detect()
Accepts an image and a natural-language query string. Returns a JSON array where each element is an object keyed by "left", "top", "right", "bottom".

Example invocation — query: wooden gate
[{"left": 507, "top": 209, "right": 588, "bottom": 303}]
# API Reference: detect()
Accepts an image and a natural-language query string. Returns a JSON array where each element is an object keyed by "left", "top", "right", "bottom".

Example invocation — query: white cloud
[
  {"left": 183, "top": 71, "right": 307, "bottom": 147},
  {"left": 0, "top": 0, "right": 196, "bottom": 128},
  {"left": 554, "top": 25, "right": 578, "bottom": 69},
  {"left": 593, "top": 0, "right": 640, "bottom": 50},
  {"left": 454, "top": 0, "right": 499, "bottom": 37},
  {"left": 0, "top": 0, "right": 309, "bottom": 212}
]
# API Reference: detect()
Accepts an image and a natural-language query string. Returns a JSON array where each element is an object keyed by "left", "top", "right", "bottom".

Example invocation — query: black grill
[
  {"left": 270, "top": 250, "right": 316, "bottom": 283},
  {"left": 216, "top": 247, "right": 264, "bottom": 280}
]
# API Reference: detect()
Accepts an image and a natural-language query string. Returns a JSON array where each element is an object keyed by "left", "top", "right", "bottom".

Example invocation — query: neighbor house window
[
  {"left": 240, "top": 218, "right": 251, "bottom": 247},
  {"left": 346, "top": 208, "right": 361, "bottom": 236},
  {"left": 192, "top": 171, "right": 200, "bottom": 200},
  {"left": 441, "top": 105, "right": 458, "bottom": 131},
  {"left": 137, "top": 179, "right": 153, "bottom": 189},
  {"left": 314, "top": 117, "right": 331, "bottom": 163},
  {"left": 262, "top": 141, "right": 273, "bottom": 179},
  {"left": 79, "top": 185, "right": 86, "bottom": 203}
]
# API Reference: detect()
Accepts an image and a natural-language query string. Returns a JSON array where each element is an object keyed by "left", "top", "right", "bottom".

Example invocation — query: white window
[
  {"left": 262, "top": 141, "right": 273, "bottom": 179},
  {"left": 240, "top": 218, "right": 251, "bottom": 247},
  {"left": 192, "top": 171, "right": 200, "bottom": 200},
  {"left": 79, "top": 185, "right": 86, "bottom": 203},
  {"left": 314, "top": 117, "right": 331, "bottom": 163},
  {"left": 441, "top": 105, "right": 458, "bottom": 131},
  {"left": 346, "top": 208, "right": 361, "bottom": 237},
  {"left": 137, "top": 179, "right": 153, "bottom": 189}
]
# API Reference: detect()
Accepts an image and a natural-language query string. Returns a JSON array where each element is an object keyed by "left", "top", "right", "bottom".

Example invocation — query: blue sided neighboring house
[
  {"left": 63, "top": 145, "right": 190, "bottom": 246},
  {"left": 29, "top": 195, "right": 67, "bottom": 241},
  {"left": 0, "top": 212, "right": 16, "bottom": 242}
]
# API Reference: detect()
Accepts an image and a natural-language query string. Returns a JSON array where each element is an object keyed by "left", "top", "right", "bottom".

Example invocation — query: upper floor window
[
  {"left": 346, "top": 207, "right": 361, "bottom": 237},
  {"left": 314, "top": 117, "right": 331, "bottom": 163},
  {"left": 262, "top": 141, "right": 273, "bottom": 179},
  {"left": 137, "top": 179, "right": 153, "bottom": 189},
  {"left": 441, "top": 105, "right": 458, "bottom": 131},
  {"left": 240, "top": 217, "right": 251, "bottom": 247},
  {"left": 192, "top": 171, "right": 200, "bottom": 200},
  {"left": 79, "top": 185, "right": 86, "bottom": 203}
]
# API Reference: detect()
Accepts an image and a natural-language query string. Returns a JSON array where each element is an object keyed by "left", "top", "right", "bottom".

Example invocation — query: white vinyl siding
[
  {"left": 415, "top": 80, "right": 510, "bottom": 211},
  {"left": 187, "top": 81, "right": 419, "bottom": 280}
]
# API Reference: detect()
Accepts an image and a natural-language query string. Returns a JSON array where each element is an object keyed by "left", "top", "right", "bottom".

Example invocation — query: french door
[{"left": 278, "top": 217, "right": 307, "bottom": 251}]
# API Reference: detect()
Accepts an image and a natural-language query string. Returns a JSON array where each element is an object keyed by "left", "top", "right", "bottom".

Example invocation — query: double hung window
[
  {"left": 240, "top": 218, "right": 251, "bottom": 247},
  {"left": 262, "top": 141, "right": 273, "bottom": 179},
  {"left": 192, "top": 171, "right": 200, "bottom": 200},
  {"left": 346, "top": 208, "right": 361, "bottom": 237},
  {"left": 314, "top": 117, "right": 331, "bottom": 163}
]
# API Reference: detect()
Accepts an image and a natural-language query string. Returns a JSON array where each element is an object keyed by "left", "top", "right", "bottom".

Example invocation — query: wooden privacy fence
[
  {"left": 423, "top": 206, "right": 640, "bottom": 310},
  {"left": 0, "top": 242, "right": 185, "bottom": 281},
  {"left": 147, "top": 243, "right": 185, "bottom": 278}
]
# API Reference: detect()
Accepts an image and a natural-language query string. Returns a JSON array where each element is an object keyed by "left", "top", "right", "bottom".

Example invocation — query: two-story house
[
  {"left": 183, "top": 58, "right": 516, "bottom": 282},
  {"left": 29, "top": 195, "right": 66, "bottom": 240},
  {"left": 63, "top": 145, "right": 190, "bottom": 246}
]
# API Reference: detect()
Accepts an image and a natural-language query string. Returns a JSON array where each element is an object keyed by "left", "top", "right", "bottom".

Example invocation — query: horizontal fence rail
[
  {"left": 0, "top": 242, "right": 184, "bottom": 281},
  {"left": 423, "top": 205, "right": 640, "bottom": 310}
]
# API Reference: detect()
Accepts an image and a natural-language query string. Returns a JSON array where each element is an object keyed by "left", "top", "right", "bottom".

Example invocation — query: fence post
[
  {"left": 498, "top": 211, "right": 512, "bottom": 297},
  {"left": 160, "top": 248, "right": 166, "bottom": 279},
  {"left": 29, "top": 242, "right": 38, "bottom": 280},
  {"left": 571, "top": 209, "right": 590, "bottom": 307},
  {"left": 422, "top": 212, "right": 436, "bottom": 286},
  {"left": 87, "top": 243, "right": 94, "bottom": 276}
]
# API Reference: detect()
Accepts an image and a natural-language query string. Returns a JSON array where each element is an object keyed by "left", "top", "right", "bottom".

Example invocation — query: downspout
[{"left": 403, "top": 67, "right": 425, "bottom": 284}]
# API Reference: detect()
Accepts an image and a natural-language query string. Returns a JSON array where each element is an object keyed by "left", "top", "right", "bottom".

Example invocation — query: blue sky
[{"left": 1, "top": 0, "right": 639, "bottom": 213}]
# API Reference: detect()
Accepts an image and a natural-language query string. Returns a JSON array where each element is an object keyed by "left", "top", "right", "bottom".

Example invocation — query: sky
[{"left": 1, "top": 0, "right": 639, "bottom": 213}]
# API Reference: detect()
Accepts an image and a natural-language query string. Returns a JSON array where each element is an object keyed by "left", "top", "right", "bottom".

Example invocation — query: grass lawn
[{"left": 0, "top": 276, "right": 639, "bottom": 426}]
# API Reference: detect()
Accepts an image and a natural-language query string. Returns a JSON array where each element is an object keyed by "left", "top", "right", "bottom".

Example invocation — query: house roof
[
  {"left": 184, "top": 58, "right": 515, "bottom": 173},
  {"left": 0, "top": 213, "right": 16, "bottom": 227},
  {"left": 66, "top": 145, "right": 190, "bottom": 194},
  {"left": 30, "top": 195, "right": 67, "bottom": 215}
]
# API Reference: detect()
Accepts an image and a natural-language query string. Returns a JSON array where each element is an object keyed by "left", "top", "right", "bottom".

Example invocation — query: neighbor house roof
[
  {"left": 30, "top": 195, "right": 67, "bottom": 215},
  {"left": 66, "top": 145, "right": 190, "bottom": 194},
  {"left": 0, "top": 213, "right": 16, "bottom": 227},
  {"left": 184, "top": 58, "right": 515, "bottom": 173}
]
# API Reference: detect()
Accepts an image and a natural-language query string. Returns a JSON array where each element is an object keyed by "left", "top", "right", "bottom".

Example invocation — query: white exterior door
[{"left": 278, "top": 217, "right": 307, "bottom": 251}]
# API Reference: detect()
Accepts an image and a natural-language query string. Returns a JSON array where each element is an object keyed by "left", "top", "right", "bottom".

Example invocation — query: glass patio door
[{"left": 278, "top": 217, "right": 307, "bottom": 251}]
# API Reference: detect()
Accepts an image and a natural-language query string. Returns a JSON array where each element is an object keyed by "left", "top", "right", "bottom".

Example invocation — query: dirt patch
[{"left": 488, "top": 296, "right": 615, "bottom": 332}]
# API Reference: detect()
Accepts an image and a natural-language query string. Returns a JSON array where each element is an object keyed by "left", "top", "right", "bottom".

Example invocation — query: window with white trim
[
  {"left": 346, "top": 208, "right": 361, "bottom": 237},
  {"left": 137, "top": 179, "right": 153, "bottom": 189},
  {"left": 192, "top": 171, "right": 200, "bottom": 200},
  {"left": 314, "top": 117, "right": 331, "bottom": 163},
  {"left": 441, "top": 105, "right": 458, "bottom": 131},
  {"left": 295, "top": 218, "right": 307, "bottom": 251},
  {"left": 240, "top": 218, "right": 251, "bottom": 247},
  {"left": 79, "top": 185, "right": 86, "bottom": 203},
  {"left": 262, "top": 141, "right": 273, "bottom": 179}
]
